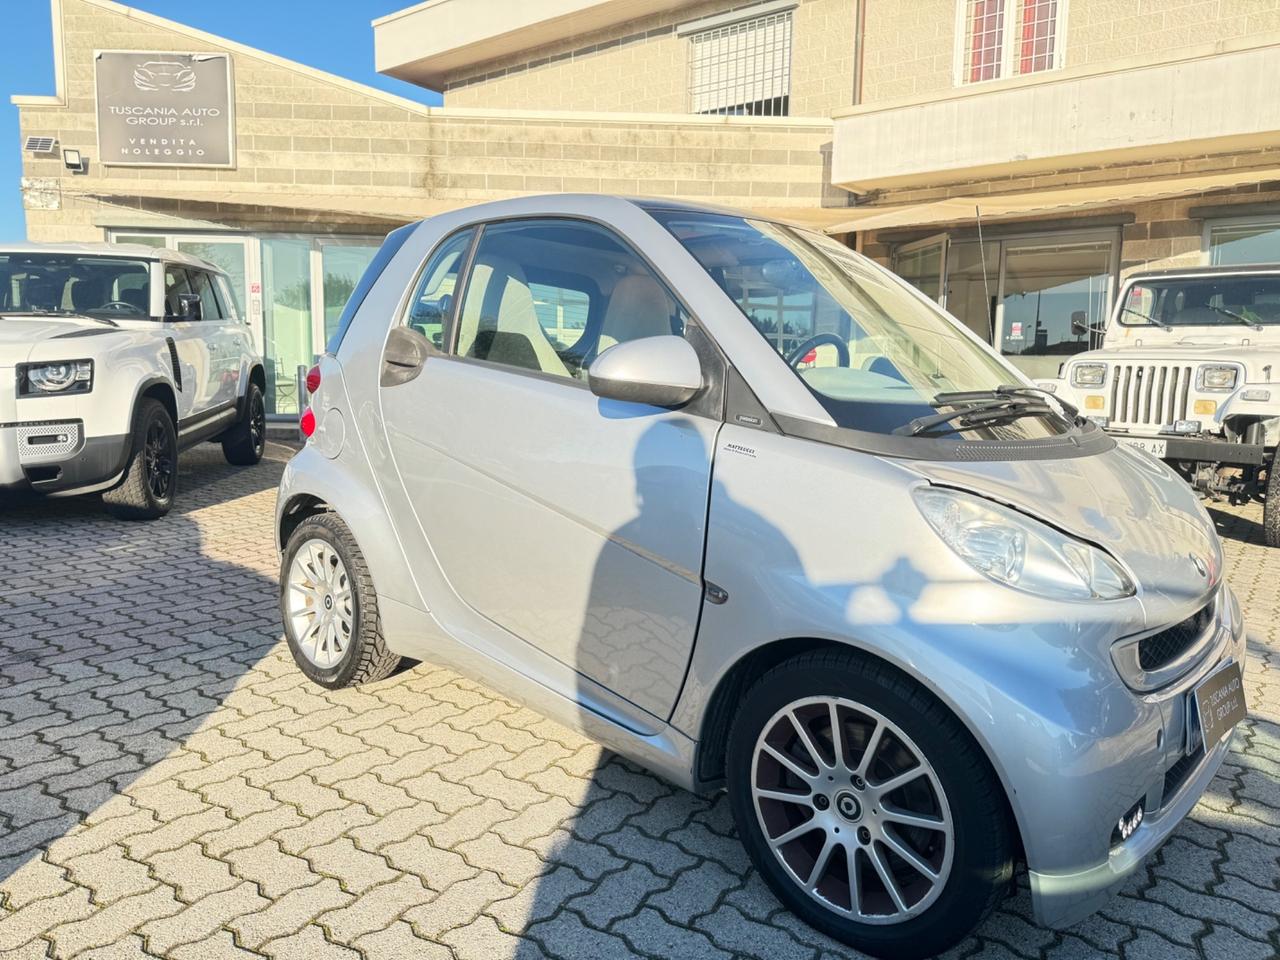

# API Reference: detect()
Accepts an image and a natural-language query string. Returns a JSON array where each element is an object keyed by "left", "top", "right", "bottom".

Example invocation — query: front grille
[
  {"left": 1163, "top": 744, "right": 1204, "bottom": 803},
  {"left": 1139, "top": 601, "right": 1215, "bottom": 671},
  {"left": 1109, "top": 363, "right": 1193, "bottom": 428}
]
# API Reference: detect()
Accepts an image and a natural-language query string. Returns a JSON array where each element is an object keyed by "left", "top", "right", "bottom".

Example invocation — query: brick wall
[
  {"left": 442, "top": 0, "right": 858, "bottom": 119},
  {"left": 17, "top": 0, "right": 837, "bottom": 243}
]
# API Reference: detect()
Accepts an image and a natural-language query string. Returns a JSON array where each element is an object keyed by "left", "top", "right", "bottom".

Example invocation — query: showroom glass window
[
  {"left": 1208, "top": 220, "right": 1280, "bottom": 266},
  {"left": 958, "top": 0, "right": 1065, "bottom": 84},
  {"left": 685, "top": 7, "right": 793, "bottom": 116},
  {"left": 452, "top": 219, "right": 688, "bottom": 382}
]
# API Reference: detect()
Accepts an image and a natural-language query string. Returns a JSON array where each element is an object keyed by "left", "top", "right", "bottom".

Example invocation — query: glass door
[
  {"left": 892, "top": 234, "right": 948, "bottom": 304},
  {"left": 318, "top": 239, "right": 381, "bottom": 347},
  {"left": 996, "top": 237, "right": 1116, "bottom": 380}
]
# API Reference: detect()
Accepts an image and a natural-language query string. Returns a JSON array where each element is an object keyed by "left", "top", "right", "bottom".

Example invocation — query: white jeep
[
  {"left": 1052, "top": 264, "right": 1280, "bottom": 545},
  {"left": 0, "top": 242, "right": 266, "bottom": 519}
]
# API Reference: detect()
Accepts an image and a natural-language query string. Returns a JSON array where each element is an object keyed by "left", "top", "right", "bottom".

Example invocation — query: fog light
[
  {"left": 1174, "top": 420, "right": 1201, "bottom": 434},
  {"left": 1242, "top": 388, "right": 1271, "bottom": 402},
  {"left": 1085, "top": 395, "right": 1105, "bottom": 410},
  {"left": 1193, "top": 399, "right": 1218, "bottom": 415},
  {"left": 1113, "top": 800, "right": 1145, "bottom": 845}
]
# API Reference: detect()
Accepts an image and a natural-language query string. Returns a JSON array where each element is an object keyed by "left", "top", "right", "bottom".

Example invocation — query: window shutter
[{"left": 689, "top": 11, "right": 793, "bottom": 116}]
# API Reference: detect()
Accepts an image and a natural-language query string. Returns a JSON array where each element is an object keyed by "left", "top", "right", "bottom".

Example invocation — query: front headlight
[
  {"left": 1071, "top": 362, "right": 1107, "bottom": 387},
  {"left": 914, "top": 487, "right": 1135, "bottom": 601},
  {"left": 1196, "top": 364, "right": 1238, "bottom": 392},
  {"left": 18, "top": 359, "right": 94, "bottom": 396}
]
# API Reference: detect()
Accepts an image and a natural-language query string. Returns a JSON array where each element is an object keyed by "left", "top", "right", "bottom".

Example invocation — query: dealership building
[{"left": 16, "top": 0, "right": 1280, "bottom": 413}]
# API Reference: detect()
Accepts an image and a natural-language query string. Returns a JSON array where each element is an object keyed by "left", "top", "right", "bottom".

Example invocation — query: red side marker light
[{"left": 306, "top": 365, "right": 322, "bottom": 394}]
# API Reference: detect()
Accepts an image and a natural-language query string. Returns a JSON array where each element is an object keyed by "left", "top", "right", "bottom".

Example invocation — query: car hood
[
  {"left": 0, "top": 315, "right": 113, "bottom": 365},
  {"left": 905, "top": 443, "right": 1221, "bottom": 629},
  {"left": 1086, "top": 339, "right": 1280, "bottom": 363}
]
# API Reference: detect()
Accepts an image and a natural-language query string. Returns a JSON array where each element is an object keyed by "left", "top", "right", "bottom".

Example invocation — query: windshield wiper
[
  {"left": 1119, "top": 306, "right": 1171, "bottom": 330},
  {"left": 1207, "top": 305, "right": 1262, "bottom": 331},
  {"left": 895, "top": 395, "right": 1054, "bottom": 437}
]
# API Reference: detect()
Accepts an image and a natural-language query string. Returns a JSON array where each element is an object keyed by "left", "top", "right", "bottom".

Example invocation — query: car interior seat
[
  {"left": 458, "top": 256, "right": 570, "bottom": 378},
  {"left": 596, "top": 272, "right": 677, "bottom": 354}
]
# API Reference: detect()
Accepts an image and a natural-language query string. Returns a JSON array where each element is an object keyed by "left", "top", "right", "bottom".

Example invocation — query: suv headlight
[
  {"left": 1071, "top": 362, "right": 1107, "bottom": 387},
  {"left": 1196, "top": 365, "right": 1238, "bottom": 392},
  {"left": 914, "top": 487, "right": 1135, "bottom": 601},
  {"left": 17, "top": 360, "right": 94, "bottom": 396}
]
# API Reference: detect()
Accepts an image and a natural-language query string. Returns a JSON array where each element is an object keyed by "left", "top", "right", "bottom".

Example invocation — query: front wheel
[
  {"left": 1264, "top": 457, "right": 1280, "bottom": 547},
  {"left": 280, "top": 512, "right": 401, "bottom": 688},
  {"left": 725, "top": 650, "right": 1013, "bottom": 960},
  {"left": 102, "top": 398, "right": 177, "bottom": 521}
]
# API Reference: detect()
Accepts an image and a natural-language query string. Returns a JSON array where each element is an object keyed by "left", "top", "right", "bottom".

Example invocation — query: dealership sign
[{"left": 95, "top": 51, "right": 235, "bottom": 167}]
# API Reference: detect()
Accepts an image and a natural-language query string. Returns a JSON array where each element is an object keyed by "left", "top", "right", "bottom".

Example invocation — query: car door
[
  {"left": 189, "top": 268, "right": 239, "bottom": 410},
  {"left": 161, "top": 264, "right": 211, "bottom": 417},
  {"left": 379, "top": 218, "right": 721, "bottom": 719}
]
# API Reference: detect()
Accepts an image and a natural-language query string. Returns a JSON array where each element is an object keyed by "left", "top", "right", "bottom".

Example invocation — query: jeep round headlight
[
  {"left": 1196, "top": 365, "right": 1238, "bottom": 392},
  {"left": 19, "top": 360, "right": 94, "bottom": 396},
  {"left": 1071, "top": 362, "right": 1107, "bottom": 387},
  {"left": 914, "top": 487, "right": 1135, "bottom": 601}
]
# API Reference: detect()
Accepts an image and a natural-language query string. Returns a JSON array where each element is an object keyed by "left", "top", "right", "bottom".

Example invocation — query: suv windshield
[
  {"left": 0, "top": 254, "right": 152, "bottom": 320},
  {"left": 653, "top": 210, "right": 1069, "bottom": 439},
  {"left": 1120, "top": 274, "right": 1280, "bottom": 328}
]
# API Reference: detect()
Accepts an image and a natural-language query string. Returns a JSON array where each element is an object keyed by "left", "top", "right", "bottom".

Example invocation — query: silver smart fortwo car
[{"left": 276, "top": 196, "right": 1246, "bottom": 959}]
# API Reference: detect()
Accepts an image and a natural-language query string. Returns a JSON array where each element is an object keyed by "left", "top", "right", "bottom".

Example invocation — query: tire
[
  {"left": 222, "top": 382, "right": 266, "bottom": 466},
  {"left": 280, "top": 512, "right": 401, "bottom": 688},
  {"left": 725, "top": 649, "right": 1014, "bottom": 960},
  {"left": 1265, "top": 456, "right": 1280, "bottom": 548},
  {"left": 102, "top": 398, "right": 177, "bottom": 521}
]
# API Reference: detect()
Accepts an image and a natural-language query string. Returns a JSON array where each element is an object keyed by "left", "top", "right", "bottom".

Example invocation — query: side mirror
[
  {"left": 177, "top": 293, "right": 203, "bottom": 322},
  {"left": 1070, "top": 310, "right": 1088, "bottom": 336},
  {"left": 588, "top": 335, "right": 702, "bottom": 408}
]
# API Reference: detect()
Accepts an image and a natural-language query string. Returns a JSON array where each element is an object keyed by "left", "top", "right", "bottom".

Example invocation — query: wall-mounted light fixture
[{"left": 62, "top": 149, "right": 87, "bottom": 174}]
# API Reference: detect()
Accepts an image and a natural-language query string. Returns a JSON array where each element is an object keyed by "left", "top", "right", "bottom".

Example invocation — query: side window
[
  {"left": 404, "top": 228, "right": 474, "bottom": 348},
  {"left": 455, "top": 218, "right": 687, "bottom": 381},
  {"left": 190, "top": 270, "right": 224, "bottom": 320},
  {"left": 215, "top": 275, "right": 241, "bottom": 321},
  {"left": 164, "top": 266, "right": 193, "bottom": 317}
]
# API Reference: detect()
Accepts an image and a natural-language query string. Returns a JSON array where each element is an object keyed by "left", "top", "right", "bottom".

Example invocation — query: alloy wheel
[
  {"left": 250, "top": 393, "right": 266, "bottom": 455},
  {"left": 286, "top": 538, "right": 354, "bottom": 669},
  {"left": 750, "top": 696, "right": 954, "bottom": 924},
  {"left": 144, "top": 418, "right": 174, "bottom": 500}
]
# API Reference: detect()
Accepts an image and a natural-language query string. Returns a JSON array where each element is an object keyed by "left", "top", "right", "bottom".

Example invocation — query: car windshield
[
  {"left": 653, "top": 210, "right": 1068, "bottom": 439},
  {"left": 1120, "top": 275, "right": 1280, "bottom": 328},
  {"left": 0, "top": 254, "right": 152, "bottom": 320}
]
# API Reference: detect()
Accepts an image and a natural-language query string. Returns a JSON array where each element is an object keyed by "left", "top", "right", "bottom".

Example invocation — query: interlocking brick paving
[{"left": 0, "top": 446, "right": 1276, "bottom": 959}]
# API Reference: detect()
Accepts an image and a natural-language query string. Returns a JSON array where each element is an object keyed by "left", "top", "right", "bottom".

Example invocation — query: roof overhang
[
  {"left": 831, "top": 36, "right": 1280, "bottom": 194},
  {"left": 824, "top": 167, "right": 1280, "bottom": 235},
  {"left": 374, "top": 0, "right": 692, "bottom": 90}
]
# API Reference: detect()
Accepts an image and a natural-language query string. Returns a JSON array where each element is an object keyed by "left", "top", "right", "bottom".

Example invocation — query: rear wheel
[
  {"left": 726, "top": 650, "right": 1013, "bottom": 960},
  {"left": 103, "top": 398, "right": 177, "bottom": 521},
  {"left": 222, "top": 382, "right": 266, "bottom": 466},
  {"left": 280, "top": 512, "right": 400, "bottom": 688},
  {"left": 1265, "top": 456, "right": 1280, "bottom": 547}
]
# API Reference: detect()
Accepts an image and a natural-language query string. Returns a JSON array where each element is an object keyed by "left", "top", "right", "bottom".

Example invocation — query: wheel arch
[
  {"left": 694, "top": 635, "right": 1026, "bottom": 861},
  {"left": 136, "top": 377, "right": 178, "bottom": 427},
  {"left": 278, "top": 492, "right": 332, "bottom": 553}
]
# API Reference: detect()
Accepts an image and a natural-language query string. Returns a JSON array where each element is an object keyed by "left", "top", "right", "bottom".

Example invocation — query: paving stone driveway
[{"left": 0, "top": 445, "right": 1277, "bottom": 960}]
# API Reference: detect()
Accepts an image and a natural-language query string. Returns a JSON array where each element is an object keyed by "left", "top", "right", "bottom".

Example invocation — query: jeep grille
[{"left": 1109, "top": 363, "right": 1193, "bottom": 429}]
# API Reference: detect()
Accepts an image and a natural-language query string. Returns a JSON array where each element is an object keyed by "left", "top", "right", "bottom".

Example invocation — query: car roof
[
  {"left": 1125, "top": 263, "right": 1280, "bottom": 280},
  {"left": 0, "top": 241, "right": 225, "bottom": 274}
]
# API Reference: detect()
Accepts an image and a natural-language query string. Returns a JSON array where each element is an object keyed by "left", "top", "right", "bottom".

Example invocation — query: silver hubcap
[
  {"left": 286, "top": 539, "right": 354, "bottom": 669},
  {"left": 750, "top": 696, "right": 954, "bottom": 924}
]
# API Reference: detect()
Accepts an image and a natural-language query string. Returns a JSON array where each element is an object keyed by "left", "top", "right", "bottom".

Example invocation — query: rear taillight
[
  {"left": 305, "top": 365, "right": 321, "bottom": 394},
  {"left": 299, "top": 408, "right": 316, "bottom": 438}
]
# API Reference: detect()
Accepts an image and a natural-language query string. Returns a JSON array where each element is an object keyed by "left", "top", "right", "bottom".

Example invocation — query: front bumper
[
  {"left": 0, "top": 420, "right": 130, "bottom": 496},
  {"left": 1026, "top": 587, "right": 1246, "bottom": 928},
  {"left": 1109, "top": 432, "right": 1264, "bottom": 466}
]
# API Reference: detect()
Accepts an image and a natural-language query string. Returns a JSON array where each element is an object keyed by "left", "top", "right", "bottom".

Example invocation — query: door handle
[{"left": 380, "top": 325, "right": 435, "bottom": 387}]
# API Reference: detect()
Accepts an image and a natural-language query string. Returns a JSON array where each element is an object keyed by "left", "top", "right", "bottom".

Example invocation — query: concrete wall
[
  {"left": 442, "top": 0, "right": 858, "bottom": 119},
  {"left": 17, "top": 0, "right": 836, "bottom": 243}
]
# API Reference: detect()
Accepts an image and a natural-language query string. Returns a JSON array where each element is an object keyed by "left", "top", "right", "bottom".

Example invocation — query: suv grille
[
  {"left": 1109, "top": 363, "right": 1193, "bottom": 428},
  {"left": 1139, "top": 601, "right": 1215, "bottom": 671}
]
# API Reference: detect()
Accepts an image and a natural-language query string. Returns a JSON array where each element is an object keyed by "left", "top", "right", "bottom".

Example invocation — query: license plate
[
  {"left": 1191, "top": 662, "right": 1247, "bottom": 752},
  {"left": 1117, "top": 436, "right": 1168, "bottom": 458}
]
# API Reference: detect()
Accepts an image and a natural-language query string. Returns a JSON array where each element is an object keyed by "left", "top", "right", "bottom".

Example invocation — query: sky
[{"left": 0, "top": 0, "right": 445, "bottom": 241}]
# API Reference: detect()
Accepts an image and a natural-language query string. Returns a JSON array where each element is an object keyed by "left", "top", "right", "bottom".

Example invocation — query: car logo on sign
[{"left": 133, "top": 61, "right": 197, "bottom": 93}]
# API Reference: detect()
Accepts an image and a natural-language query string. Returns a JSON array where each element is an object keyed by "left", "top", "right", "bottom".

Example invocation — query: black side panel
[{"left": 165, "top": 337, "right": 182, "bottom": 391}]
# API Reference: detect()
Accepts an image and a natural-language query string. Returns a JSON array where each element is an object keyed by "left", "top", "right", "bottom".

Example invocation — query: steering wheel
[
  {"left": 786, "top": 333, "right": 850, "bottom": 368},
  {"left": 99, "top": 300, "right": 142, "bottom": 314}
]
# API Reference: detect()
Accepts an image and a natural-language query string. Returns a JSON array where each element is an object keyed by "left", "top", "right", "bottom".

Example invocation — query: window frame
[
  {"left": 952, "top": 0, "right": 1069, "bottom": 87},
  {"left": 1202, "top": 214, "right": 1280, "bottom": 267}
]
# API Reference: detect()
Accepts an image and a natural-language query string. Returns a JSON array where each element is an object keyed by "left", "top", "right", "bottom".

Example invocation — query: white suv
[
  {"left": 1052, "top": 264, "right": 1280, "bottom": 544},
  {"left": 0, "top": 242, "right": 265, "bottom": 519}
]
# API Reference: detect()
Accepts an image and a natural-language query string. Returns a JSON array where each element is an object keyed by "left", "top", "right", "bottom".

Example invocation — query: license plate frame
[
  {"left": 1117, "top": 436, "right": 1168, "bottom": 458},
  {"left": 1188, "top": 661, "right": 1247, "bottom": 753}
]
